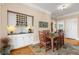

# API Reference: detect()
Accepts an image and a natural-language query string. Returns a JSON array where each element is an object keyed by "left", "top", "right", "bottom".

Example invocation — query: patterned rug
[{"left": 31, "top": 43, "right": 79, "bottom": 55}]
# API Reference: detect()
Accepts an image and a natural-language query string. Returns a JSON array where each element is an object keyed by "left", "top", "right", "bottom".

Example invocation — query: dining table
[{"left": 48, "top": 33, "right": 59, "bottom": 52}]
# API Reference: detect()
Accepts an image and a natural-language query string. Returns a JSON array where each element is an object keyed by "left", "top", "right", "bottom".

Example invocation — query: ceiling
[{"left": 30, "top": 3, "right": 79, "bottom": 17}]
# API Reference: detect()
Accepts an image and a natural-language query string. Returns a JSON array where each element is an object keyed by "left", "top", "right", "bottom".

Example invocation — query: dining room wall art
[{"left": 39, "top": 21, "right": 48, "bottom": 28}]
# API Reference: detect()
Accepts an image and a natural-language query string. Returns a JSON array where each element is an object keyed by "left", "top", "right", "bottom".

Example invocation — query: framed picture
[
  {"left": 39, "top": 21, "right": 48, "bottom": 28},
  {"left": 59, "top": 24, "right": 64, "bottom": 29}
]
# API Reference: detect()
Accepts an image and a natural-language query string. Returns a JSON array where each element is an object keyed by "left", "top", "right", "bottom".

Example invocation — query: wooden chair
[
  {"left": 58, "top": 30, "right": 64, "bottom": 48},
  {"left": 39, "top": 30, "right": 51, "bottom": 51},
  {"left": 53, "top": 37, "right": 59, "bottom": 51},
  {"left": 52, "top": 30, "right": 64, "bottom": 51}
]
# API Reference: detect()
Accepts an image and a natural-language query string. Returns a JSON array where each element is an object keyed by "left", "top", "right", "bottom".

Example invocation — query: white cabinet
[{"left": 8, "top": 33, "right": 34, "bottom": 49}]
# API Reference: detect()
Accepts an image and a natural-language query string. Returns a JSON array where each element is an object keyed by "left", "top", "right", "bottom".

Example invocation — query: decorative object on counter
[
  {"left": 26, "top": 25, "right": 33, "bottom": 33},
  {"left": 7, "top": 26, "right": 16, "bottom": 35},
  {"left": 28, "top": 28, "right": 32, "bottom": 33},
  {"left": 39, "top": 21, "right": 48, "bottom": 28}
]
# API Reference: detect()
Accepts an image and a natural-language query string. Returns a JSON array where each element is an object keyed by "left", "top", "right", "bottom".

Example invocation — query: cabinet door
[
  {"left": 17, "top": 35, "right": 25, "bottom": 48},
  {"left": 23, "top": 34, "right": 34, "bottom": 45},
  {"left": 24, "top": 34, "right": 31, "bottom": 45},
  {"left": 9, "top": 35, "right": 18, "bottom": 49},
  {"left": 30, "top": 34, "right": 34, "bottom": 44}
]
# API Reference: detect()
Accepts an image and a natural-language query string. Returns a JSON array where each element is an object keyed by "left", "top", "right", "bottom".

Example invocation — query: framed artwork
[
  {"left": 39, "top": 21, "right": 48, "bottom": 28},
  {"left": 59, "top": 24, "right": 64, "bottom": 30}
]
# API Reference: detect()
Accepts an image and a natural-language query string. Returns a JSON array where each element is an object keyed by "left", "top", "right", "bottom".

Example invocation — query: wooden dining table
[{"left": 48, "top": 33, "right": 59, "bottom": 52}]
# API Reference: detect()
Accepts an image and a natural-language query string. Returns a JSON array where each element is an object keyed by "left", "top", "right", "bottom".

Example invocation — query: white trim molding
[{"left": 58, "top": 11, "right": 79, "bottom": 19}]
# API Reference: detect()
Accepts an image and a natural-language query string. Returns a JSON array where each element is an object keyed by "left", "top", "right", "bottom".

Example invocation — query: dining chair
[{"left": 39, "top": 30, "right": 51, "bottom": 51}]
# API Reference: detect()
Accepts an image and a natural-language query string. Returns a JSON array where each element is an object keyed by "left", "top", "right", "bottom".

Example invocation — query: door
[{"left": 51, "top": 22, "right": 53, "bottom": 32}]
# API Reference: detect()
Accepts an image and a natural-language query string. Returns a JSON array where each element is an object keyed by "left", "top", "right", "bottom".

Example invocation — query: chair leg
[
  {"left": 45, "top": 45, "right": 47, "bottom": 52},
  {"left": 39, "top": 43, "right": 43, "bottom": 48},
  {"left": 53, "top": 49, "right": 54, "bottom": 52}
]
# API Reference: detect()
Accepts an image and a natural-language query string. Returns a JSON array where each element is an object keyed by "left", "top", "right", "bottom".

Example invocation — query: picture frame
[{"left": 39, "top": 21, "right": 48, "bottom": 28}]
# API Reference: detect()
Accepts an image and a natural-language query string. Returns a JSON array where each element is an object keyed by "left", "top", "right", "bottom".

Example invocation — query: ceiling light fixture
[{"left": 57, "top": 4, "right": 71, "bottom": 10}]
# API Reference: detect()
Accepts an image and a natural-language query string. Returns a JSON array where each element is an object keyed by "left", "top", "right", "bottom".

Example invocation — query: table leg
[{"left": 51, "top": 38, "right": 54, "bottom": 52}]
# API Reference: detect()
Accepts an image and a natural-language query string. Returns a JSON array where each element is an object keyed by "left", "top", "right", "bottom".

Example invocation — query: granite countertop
[{"left": 8, "top": 32, "right": 33, "bottom": 35}]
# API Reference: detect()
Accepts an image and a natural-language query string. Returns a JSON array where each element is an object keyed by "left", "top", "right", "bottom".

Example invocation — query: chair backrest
[
  {"left": 39, "top": 30, "right": 50, "bottom": 42},
  {"left": 43, "top": 30, "right": 50, "bottom": 37},
  {"left": 43, "top": 30, "right": 51, "bottom": 42},
  {"left": 57, "top": 30, "right": 64, "bottom": 43},
  {"left": 39, "top": 31, "right": 46, "bottom": 42},
  {"left": 57, "top": 30, "right": 63, "bottom": 36}
]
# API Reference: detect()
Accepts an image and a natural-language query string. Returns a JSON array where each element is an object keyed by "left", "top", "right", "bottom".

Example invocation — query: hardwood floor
[
  {"left": 64, "top": 38, "right": 79, "bottom": 46},
  {"left": 10, "top": 38, "right": 79, "bottom": 55},
  {"left": 10, "top": 46, "right": 35, "bottom": 55}
]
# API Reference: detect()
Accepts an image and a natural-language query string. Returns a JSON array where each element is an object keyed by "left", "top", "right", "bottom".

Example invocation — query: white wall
[
  {"left": 0, "top": 5, "right": 2, "bottom": 49},
  {"left": 0, "top": 4, "right": 7, "bottom": 38},
  {"left": 51, "top": 20, "right": 57, "bottom": 32},
  {"left": 0, "top": 5, "right": 1, "bottom": 39}
]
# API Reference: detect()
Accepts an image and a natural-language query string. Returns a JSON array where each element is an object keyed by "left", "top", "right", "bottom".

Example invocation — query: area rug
[{"left": 30, "top": 43, "right": 79, "bottom": 55}]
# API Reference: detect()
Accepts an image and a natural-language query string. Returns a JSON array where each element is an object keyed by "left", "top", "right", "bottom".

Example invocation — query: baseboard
[{"left": 10, "top": 45, "right": 30, "bottom": 52}]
